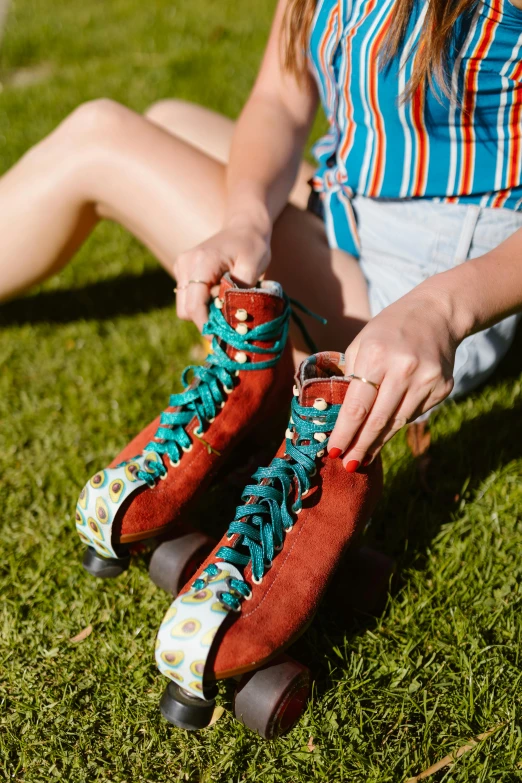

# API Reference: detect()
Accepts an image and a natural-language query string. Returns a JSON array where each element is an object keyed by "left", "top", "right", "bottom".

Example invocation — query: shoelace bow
[
  {"left": 192, "top": 395, "right": 341, "bottom": 610},
  {"left": 136, "top": 295, "right": 324, "bottom": 485}
]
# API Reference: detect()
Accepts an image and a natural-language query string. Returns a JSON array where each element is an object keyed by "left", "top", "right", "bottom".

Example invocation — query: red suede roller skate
[
  {"left": 75, "top": 274, "right": 297, "bottom": 594},
  {"left": 155, "top": 351, "right": 392, "bottom": 736}
]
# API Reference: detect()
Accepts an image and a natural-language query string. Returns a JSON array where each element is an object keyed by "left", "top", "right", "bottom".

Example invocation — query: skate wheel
[
  {"left": 233, "top": 655, "right": 310, "bottom": 739},
  {"left": 336, "top": 545, "right": 395, "bottom": 617},
  {"left": 82, "top": 546, "right": 130, "bottom": 579},
  {"left": 149, "top": 532, "right": 215, "bottom": 595},
  {"left": 160, "top": 681, "right": 216, "bottom": 731}
]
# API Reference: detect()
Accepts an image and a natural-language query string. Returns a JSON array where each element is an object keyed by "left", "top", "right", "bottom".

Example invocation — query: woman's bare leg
[
  {"left": 143, "top": 99, "right": 315, "bottom": 210},
  {"left": 0, "top": 98, "right": 370, "bottom": 352}
]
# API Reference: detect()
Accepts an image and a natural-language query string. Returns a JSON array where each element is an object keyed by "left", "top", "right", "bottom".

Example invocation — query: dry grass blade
[
  {"left": 406, "top": 421, "right": 431, "bottom": 458},
  {"left": 405, "top": 723, "right": 507, "bottom": 781},
  {"left": 69, "top": 625, "right": 93, "bottom": 643},
  {"left": 406, "top": 421, "right": 432, "bottom": 493},
  {"left": 208, "top": 705, "right": 225, "bottom": 727}
]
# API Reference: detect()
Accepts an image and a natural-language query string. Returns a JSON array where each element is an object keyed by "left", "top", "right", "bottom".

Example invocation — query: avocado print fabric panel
[
  {"left": 75, "top": 451, "right": 164, "bottom": 559},
  {"left": 156, "top": 562, "right": 244, "bottom": 700}
]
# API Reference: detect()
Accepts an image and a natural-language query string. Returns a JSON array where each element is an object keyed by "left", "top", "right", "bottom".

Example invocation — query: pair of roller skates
[{"left": 76, "top": 274, "right": 393, "bottom": 739}]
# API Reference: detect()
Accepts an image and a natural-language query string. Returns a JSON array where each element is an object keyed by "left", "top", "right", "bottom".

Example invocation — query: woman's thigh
[
  {"left": 90, "top": 100, "right": 369, "bottom": 351},
  {"left": 143, "top": 98, "right": 315, "bottom": 210}
]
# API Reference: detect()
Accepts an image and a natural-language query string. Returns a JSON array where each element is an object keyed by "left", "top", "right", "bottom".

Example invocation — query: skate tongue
[
  {"left": 218, "top": 273, "right": 283, "bottom": 300},
  {"left": 297, "top": 352, "right": 349, "bottom": 407}
]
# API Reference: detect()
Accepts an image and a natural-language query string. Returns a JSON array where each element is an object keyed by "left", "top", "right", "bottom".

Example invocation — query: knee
[
  {"left": 144, "top": 98, "right": 193, "bottom": 128},
  {"left": 59, "top": 98, "right": 129, "bottom": 140}
]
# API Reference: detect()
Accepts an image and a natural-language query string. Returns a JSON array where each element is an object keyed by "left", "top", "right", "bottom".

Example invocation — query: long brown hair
[{"left": 282, "top": 0, "right": 474, "bottom": 100}]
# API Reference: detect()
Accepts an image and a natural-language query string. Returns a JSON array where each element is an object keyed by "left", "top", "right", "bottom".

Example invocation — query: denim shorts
[{"left": 310, "top": 192, "right": 522, "bottom": 401}]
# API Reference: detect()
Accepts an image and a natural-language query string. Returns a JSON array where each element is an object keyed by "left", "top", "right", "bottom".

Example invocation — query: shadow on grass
[
  {"left": 0, "top": 269, "right": 175, "bottom": 325},
  {"left": 377, "top": 324, "right": 522, "bottom": 562}
]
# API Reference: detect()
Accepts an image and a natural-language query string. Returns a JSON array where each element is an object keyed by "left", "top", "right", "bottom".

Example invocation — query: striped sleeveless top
[{"left": 308, "top": 0, "right": 522, "bottom": 256}]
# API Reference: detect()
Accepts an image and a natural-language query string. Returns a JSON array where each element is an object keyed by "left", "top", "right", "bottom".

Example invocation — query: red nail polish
[
  {"left": 328, "top": 447, "right": 342, "bottom": 459},
  {"left": 346, "top": 460, "right": 360, "bottom": 473},
  {"left": 362, "top": 456, "right": 372, "bottom": 467}
]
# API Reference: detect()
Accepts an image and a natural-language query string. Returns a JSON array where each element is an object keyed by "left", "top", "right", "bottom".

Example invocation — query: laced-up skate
[
  {"left": 155, "top": 351, "right": 391, "bottom": 737},
  {"left": 75, "top": 274, "right": 305, "bottom": 593}
]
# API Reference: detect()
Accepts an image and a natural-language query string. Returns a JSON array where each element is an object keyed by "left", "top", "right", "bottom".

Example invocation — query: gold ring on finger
[
  {"left": 173, "top": 279, "right": 210, "bottom": 293},
  {"left": 347, "top": 373, "right": 381, "bottom": 391}
]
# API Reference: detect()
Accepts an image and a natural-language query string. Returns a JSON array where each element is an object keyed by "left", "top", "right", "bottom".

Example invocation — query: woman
[{"left": 2, "top": 0, "right": 522, "bottom": 471}]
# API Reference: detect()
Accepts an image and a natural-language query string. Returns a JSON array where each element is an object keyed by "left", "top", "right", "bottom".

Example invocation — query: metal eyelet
[
  {"left": 234, "top": 370, "right": 240, "bottom": 377},
  {"left": 293, "top": 507, "right": 302, "bottom": 515},
  {"left": 182, "top": 443, "right": 193, "bottom": 453},
  {"left": 309, "top": 468, "right": 317, "bottom": 477},
  {"left": 225, "top": 576, "right": 251, "bottom": 601},
  {"left": 274, "top": 542, "right": 284, "bottom": 552},
  {"left": 251, "top": 574, "right": 263, "bottom": 585},
  {"left": 159, "top": 472, "right": 168, "bottom": 481},
  {"left": 207, "top": 416, "right": 215, "bottom": 424},
  {"left": 193, "top": 426, "right": 203, "bottom": 437},
  {"left": 206, "top": 565, "right": 222, "bottom": 582},
  {"left": 169, "top": 458, "right": 180, "bottom": 468},
  {"left": 220, "top": 401, "right": 226, "bottom": 408},
  {"left": 223, "top": 385, "right": 234, "bottom": 394},
  {"left": 216, "top": 590, "right": 241, "bottom": 613}
]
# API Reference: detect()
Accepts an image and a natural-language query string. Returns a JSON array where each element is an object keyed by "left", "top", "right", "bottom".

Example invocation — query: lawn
[{"left": 0, "top": 0, "right": 521, "bottom": 780}]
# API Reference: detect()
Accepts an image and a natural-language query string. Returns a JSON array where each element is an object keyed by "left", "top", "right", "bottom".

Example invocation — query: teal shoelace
[
  {"left": 192, "top": 396, "right": 341, "bottom": 610},
  {"left": 136, "top": 295, "right": 324, "bottom": 486}
]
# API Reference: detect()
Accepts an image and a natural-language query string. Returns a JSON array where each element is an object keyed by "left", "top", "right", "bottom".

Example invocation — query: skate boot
[
  {"left": 75, "top": 274, "right": 296, "bottom": 593},
  {"left": 155, "top": 351, "right": 387, "bottom": 737}
]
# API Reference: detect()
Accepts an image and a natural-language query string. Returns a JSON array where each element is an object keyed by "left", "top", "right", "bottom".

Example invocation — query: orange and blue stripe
[{"left": 309, "top": 0, "right": 522, "bottom": 257}]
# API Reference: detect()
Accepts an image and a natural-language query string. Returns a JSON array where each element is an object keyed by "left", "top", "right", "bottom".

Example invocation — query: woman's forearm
[
  {"left": 417, "top": 226, "right": 522, "bottom": 342},
  {"left": 224, "top": 92, "right": 316, "bottom": 237},
  {"left": 219, "top": 0, "right": 318, "bottom": 239}
]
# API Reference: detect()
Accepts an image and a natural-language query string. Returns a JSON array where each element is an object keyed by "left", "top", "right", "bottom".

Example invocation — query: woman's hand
[
  {"left": 328, "top": 286, "right": 460, "bottom": 470},
  {"left": 174, "top": 221, "right": 271, "bottom": 331}
]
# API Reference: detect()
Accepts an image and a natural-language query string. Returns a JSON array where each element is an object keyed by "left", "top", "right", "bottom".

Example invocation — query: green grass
[{"left": 0, "top": 0, "right": 521, "bottom": 780}]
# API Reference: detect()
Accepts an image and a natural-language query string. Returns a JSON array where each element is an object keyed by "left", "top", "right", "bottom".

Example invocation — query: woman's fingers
[
  {"left": 174, "top": 250, "right": 224, "bottom": 329},
  {"left": 175, "top": 279, "right": 210, "bottom": 331},
  {"left": 172, "top": 226, "right": 271, "bottom": 332},
  {"left": 335, "top": 377, "right": 407, "bottom": 470},
  {"left": 328, "top": 374, "right": 381, "bottom": 462},
  {"left": 344, "top": 379, "right": 452, "bottom": 466},
  {"left": 183, "top": 280, "right": 213, "bottom": 331},
  {"left": 233, "top": 255, "right": 265, "bottom": 288},
  {"left": 352, "top": 392, "right": 425, "bottom": 465}
]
